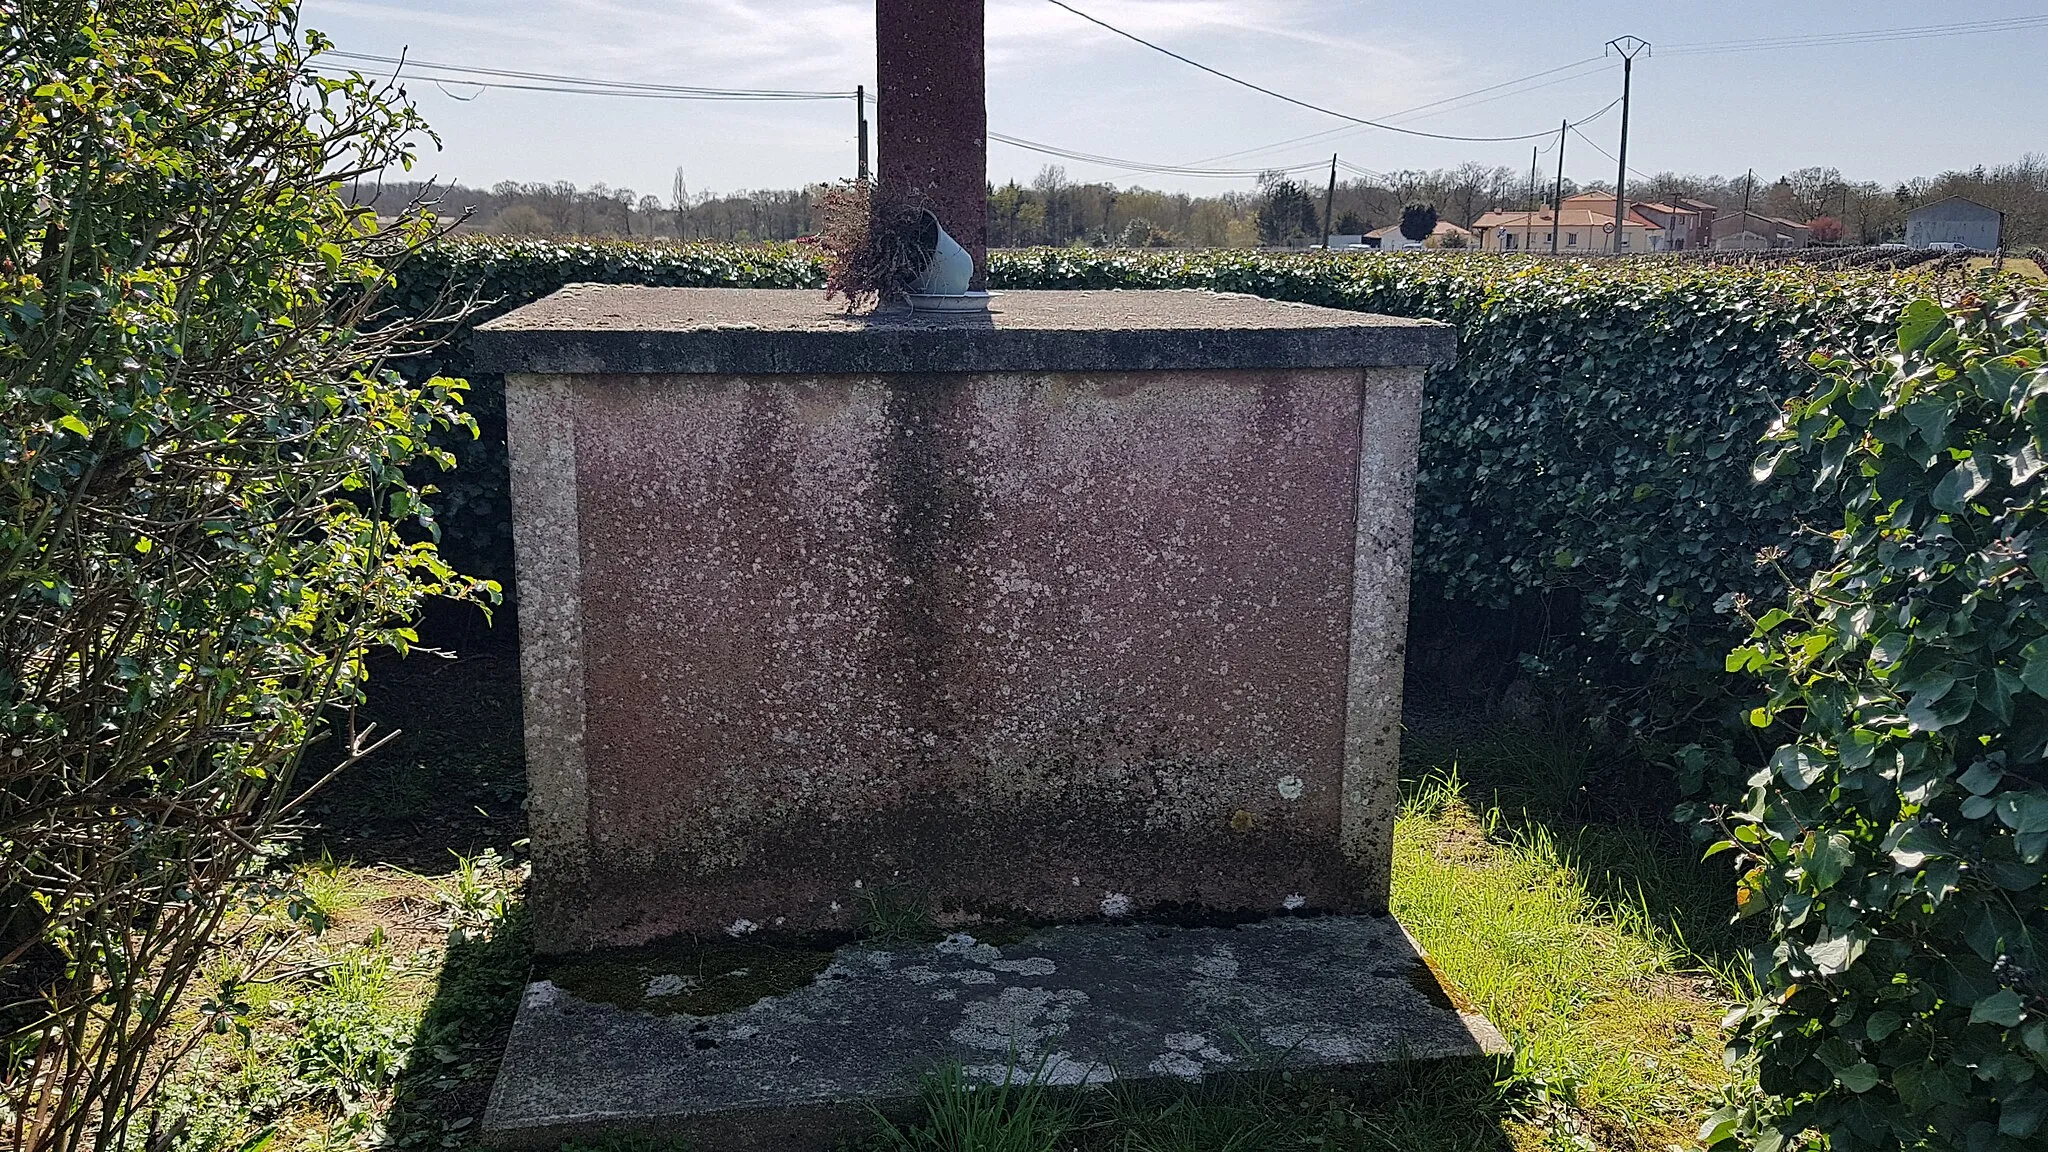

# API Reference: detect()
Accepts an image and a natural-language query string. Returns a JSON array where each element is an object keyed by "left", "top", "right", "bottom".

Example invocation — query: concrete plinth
[
  {"left": 480, "top": 915, "right": 1507, "bottom": 1149},
  {"left": 473, "top": 288, "right": 1452, "bottom": 953}
]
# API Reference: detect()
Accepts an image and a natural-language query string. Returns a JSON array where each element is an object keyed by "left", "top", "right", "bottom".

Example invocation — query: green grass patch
[{"left": 1393, "top": 771, "right": 1740, "bottom": 1150}]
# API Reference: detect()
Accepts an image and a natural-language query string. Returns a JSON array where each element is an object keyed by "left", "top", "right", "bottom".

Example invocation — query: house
[
  {"left": 1471, "top": 200, "right": 1663, "bottom": 254},
  {"left": 1709, "top": 210, "right": 1810, "bottom": 250},
  {"left": 1471, "top": 193, "right": 1690, "bottom": 254},
  {"left": 1906, "top": 196, "right": 2003, "bottom": 250},
  {"left": 1676, "top": 198, "right": 1720, "bottom": 246},
  {"left": 1629, "top": 201, "right": 1704, "bottom": 250},
  {"left": 1365, "top": 220, "right": 1477, "bottom": 250}
]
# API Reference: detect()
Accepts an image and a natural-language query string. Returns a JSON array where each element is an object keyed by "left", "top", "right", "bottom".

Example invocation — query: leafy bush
[
  {"left": 0, "top": 3, "right": 490, "bottom": 1148},
  {"left": 1701, "top": 293, "right": 2048, "bottom": 1150}
]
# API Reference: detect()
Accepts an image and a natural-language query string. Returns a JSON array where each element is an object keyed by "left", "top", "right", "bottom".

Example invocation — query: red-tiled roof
[{"left": 1471, "top": 209, "right": 1662, "bottom": 230}]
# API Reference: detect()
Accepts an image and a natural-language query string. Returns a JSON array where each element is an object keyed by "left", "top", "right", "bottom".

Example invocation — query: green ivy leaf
[
  {"left": 1904, "top": 399, "right": 1953, "bottom": 449},
  {"left": 1972, "top": 988, "right": 2027, "bottom": 1028},
  {"left": 2021, "top": 639, "right": 2048, "bottom": 699},
  {"left": 1836, "top": 1061, "right": 1880, "bottom": 1093},
  {"left": 1870, "top": 632, "right": 1909, "bottom": 667},
  {"left": 2002, "top": 1087, "right": 2048, "bottom": 1139},
  {"left": 1905, "top": 678, "right": 1975, "bottom": 732},
  {"left": 1809, "top": 925, "right": 1871, "bottom": 975},
  {"left": 1773, "top": 745, "right": 1827, "bottom": 790},
  {"left": 1897, "top": 297, "right": 1947, "bottom": 351},
  {"left": 1802, "top": 832, "right": 1855, "bottom": 891},
  {"left": 1930, "top": 453, "right": 1993, "bottom": 512},
  {"left": 1895, "top": 1062, "right": 1960, "bottom": 1113},
  {"left": 1959, "top": 760, "right": 2006, "bottom": 795}
]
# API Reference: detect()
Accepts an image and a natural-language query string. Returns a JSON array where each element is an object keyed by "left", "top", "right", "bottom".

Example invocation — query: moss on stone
[
  {"left": 538, "top": 937, "right": 836, "bottom": 1017},
  {"left": 536, "top": 910, "right": 1065, "bottom": 1019}
]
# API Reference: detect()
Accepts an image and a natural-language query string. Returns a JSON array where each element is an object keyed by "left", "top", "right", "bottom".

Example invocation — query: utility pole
[
  {"left": 1550, "top": 119, "right": 1567, "bottom": 254},
  {"left": 1527, "top": 145, "right": 1540, "bottom": 250},
  {"left": 1605, "top": 36, "right": 1649, "bottom": 254},
  {"left": 1322, "top": 153, "right": 1338, "bottom": 245},
  {"left": 856, "top": 85, "right": 870, "bottom": 180}
]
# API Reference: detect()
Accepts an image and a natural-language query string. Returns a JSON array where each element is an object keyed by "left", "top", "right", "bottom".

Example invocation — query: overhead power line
[
  {"left": 1041, "top": 0, "right": 1578, "bottom": 143},
  {"left": 1186, "top": 56, "right": 1615, "bottom": 166},
  {"left": 990, "top": 132, "right": 1329, "bottom": 179},
  {"left": 1569, "top": 124, "right": 1651, "bottom": 184},
  {"left": 1663, "top": 14, "right": 2048, "bottom": 55},
  {"left": 326, "top": 45, "right": 1612, "bottom": 184},
  {"left": 322, "top": 50, "right": 855, "bottom": 100}
]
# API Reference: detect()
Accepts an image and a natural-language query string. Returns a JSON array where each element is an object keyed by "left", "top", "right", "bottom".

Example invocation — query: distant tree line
[{"left": 358, "top": 154, "right": 2048, "bottom": 249}]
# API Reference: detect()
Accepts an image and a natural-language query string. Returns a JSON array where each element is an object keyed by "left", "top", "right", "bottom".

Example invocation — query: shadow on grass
[
  {"left": 301, "top": 645, "right": 529, "bottom": 874},
  {"left": 1400, "top": 687, "right": 1756, "bottom": 984},
  {"left": 379, "top": 902, "right": 535, "bottom": 1150}
]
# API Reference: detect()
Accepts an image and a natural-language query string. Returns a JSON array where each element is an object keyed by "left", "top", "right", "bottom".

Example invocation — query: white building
[
  {"left": 1906, "top": 197, "right": 2003, "bottom": 250},
  {"left": 1365, "top": 220, "right": 1477, "bottom": 251}
]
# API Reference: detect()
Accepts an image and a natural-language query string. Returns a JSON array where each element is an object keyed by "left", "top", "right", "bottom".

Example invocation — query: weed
[
  {"left": 1088, "top": 1073, "right": 1316, "bottom": 1152},
  {"left": 557, "top": 1137, "right": 693, "bottom": 1152},
  {"left": 296, "top": 849, "right": 368, "bottom": 928},
  {"left": 856, "top": 884, "right": 939, "bottom": 946},
  {"left": 871, "top": 1063, "right": 1074, "bottom": 1152},
  {"left": 290, "top": 951, "right": 414, "bottom": 1108},
  {"left": 438, "top": 849, "right": 522, "bottom": 943}
]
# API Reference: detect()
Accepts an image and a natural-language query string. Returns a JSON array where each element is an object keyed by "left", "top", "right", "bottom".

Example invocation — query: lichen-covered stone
[{"left": 482, "top": 915, "right": 1506, "bottom": 1150}]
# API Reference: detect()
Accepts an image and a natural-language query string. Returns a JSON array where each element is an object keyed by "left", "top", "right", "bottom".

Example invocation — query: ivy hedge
[
  {"left": 397, "top": 240, "right": 1941, "bottom": 711},
  {"left": 1700, "top": 293, "right": 2048, "bottom": 1151}
]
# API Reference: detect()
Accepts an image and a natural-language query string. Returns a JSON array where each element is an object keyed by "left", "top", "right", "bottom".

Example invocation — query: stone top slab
[{"left": 471, "top": 286, "right": 1454, "bottom": 375}]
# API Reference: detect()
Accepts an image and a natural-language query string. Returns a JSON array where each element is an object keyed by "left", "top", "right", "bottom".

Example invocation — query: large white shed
[{"left": 1906, "top": 197, "right": 2004, "bottom": 250}]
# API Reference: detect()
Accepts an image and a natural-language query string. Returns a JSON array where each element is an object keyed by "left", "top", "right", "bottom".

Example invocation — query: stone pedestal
[{"left": 472, "top": 287, "right": 1452, "bottom": 954}]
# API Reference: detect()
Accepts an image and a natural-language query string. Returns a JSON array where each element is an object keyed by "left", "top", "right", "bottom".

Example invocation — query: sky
[{"left": 301, "top": 0, "right": 2048, "bottom": 201}]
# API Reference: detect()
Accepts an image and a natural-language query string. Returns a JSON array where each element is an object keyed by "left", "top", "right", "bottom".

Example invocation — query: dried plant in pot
[{"left": 818, "top": 178, "right": 937, "bottom": 312}]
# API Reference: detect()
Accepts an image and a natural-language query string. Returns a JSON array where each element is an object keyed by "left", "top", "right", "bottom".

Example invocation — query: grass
[
  {"left": 144, "top": 650, "right": 1744, "bottom": 1152},
  {"left": 1393, "top": 775, "right": 1737, "bottom": 1150},
  {"left": 1969, "top": 255, "right": 2046, "bottom": 280}
]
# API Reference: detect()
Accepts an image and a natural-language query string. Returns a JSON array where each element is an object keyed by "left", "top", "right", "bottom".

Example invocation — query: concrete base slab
[{"left": 482, "top": 915, "right": 1507, "bottom": 1149}]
